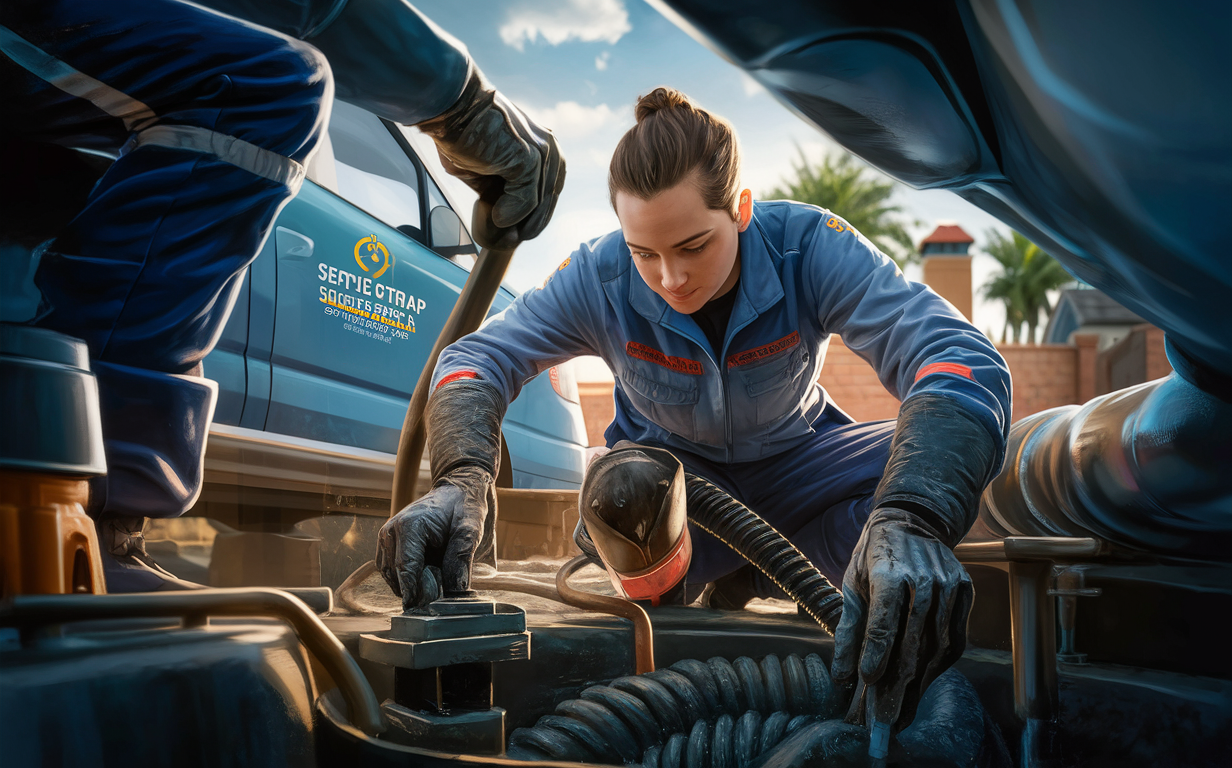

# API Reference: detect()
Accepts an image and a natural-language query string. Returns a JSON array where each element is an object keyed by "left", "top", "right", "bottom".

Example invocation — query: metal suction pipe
[
  {"left": 980, "top": 370, "right": 1232, "bottom": 560},
  {"left": 390, "top": 241, "right": 517, "bottom": 514}
]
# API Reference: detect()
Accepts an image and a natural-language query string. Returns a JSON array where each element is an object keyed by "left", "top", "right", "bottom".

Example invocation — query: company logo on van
[{"left": 354, "top": 235, "right": 392, "bottom": 279}]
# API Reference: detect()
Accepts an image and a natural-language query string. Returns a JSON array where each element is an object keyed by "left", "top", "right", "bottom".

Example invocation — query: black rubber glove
[
  {"left": 832, "top": 392, "right": 997, "bottom": 739},
  {"left": 377, "top": 379, "right": 503, "bottom": 611},
  {"left": 416, "top": 66, "right": 566, "bottom": 248}
]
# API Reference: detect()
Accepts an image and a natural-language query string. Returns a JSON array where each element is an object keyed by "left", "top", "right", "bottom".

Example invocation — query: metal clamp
[
  {"left": 1048, "top": 566, "right": 1102, "bottom": 664},
  {"left": 954, "top": 536, "right": 1108, "bottom": 767},
  {"left": 360, "top": 596, "right": 530, "bottom": 754}
]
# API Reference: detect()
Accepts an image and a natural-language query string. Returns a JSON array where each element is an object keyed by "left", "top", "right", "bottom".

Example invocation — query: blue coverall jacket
[
  {"left": 434, "top": 200, "right": 1013, "bottom": 590},
  {"left": 436, "top": 200, "right": 1010, "bottom": 463}
]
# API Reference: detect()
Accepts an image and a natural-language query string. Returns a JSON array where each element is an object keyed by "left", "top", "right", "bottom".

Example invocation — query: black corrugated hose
[
  {"left": 684, "top": 475, "right": 844, "bottom": 635},
  {"left": 507, "top": 656, "right": 999, "bottom": 767},
  {"left": 506, "top": 653, "right": 844, "bottom": 766}
]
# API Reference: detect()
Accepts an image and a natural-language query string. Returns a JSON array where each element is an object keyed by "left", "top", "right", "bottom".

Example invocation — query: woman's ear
[{"left": 736, "top": 189, "right": 753, "bottom": 232}]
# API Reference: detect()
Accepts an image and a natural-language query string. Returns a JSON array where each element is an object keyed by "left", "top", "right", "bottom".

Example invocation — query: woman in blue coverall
[{"left": 378, "top": 87, "right": 1012, "bottom": 735}]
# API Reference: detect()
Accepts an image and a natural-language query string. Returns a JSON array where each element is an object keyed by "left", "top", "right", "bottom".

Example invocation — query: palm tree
[
  {"left": 981, "top": 230, "right": 1074, "bottom": 343},
  {"left": 764, "top": 148, "right": 918, "bottom": 266}
]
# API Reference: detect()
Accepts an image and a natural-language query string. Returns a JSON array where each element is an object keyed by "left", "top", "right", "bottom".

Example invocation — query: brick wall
[
  {"left": 998, "top": 342, "right": 1080, "bottom": 418},
  {"left": 820, "top": 336, "right": 1083, "bottom": 424},
  {"left": 577, "top": 334, "right": 1125, "bottom": 445},
  {"left": 816, "top": 337, "right": 900, "bottom": 421}
]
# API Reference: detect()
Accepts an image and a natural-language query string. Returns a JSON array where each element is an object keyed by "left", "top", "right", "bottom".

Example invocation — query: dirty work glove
[
  {"left": 377, "top": 379, "right": 503, "bottom": 611},
  {"left": 832, "top": 393, "right": 997, "bottom": 740},
  {"left": 416, "top": 66, "right": 566, "bottom": 248}
]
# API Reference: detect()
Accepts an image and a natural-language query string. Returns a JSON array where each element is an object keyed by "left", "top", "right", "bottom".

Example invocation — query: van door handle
[{"left": 276, "top": 227, "right": 314, "bottom": 259}]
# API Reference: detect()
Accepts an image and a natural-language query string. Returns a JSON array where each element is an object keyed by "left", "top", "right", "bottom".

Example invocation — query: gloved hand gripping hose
[
  {"left": 416, "top": 66, "right": 565, "bottom": 247},
  {"left": 833, "top": 392, "right": 998, "bottom": 759},
  {"left": 685, "top": 476, "right": 845, "bottom": 635},
  {"left": 378, "top": 380, "right": 503, "bottom": 611}
]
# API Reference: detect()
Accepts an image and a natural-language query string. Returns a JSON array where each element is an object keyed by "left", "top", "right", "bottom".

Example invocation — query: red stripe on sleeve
[
  {"left": 436, "top": 370, "right": 481, "bottom": 389},
  {"left": 915, "top": 362, "right": 974, "bottom": 382}
]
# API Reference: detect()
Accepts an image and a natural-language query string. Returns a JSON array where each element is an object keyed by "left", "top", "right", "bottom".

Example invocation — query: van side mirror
[{"left": 429, "top": 205, "right": 477, "bottom": 261}]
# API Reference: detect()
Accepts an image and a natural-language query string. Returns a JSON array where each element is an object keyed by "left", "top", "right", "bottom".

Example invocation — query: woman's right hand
[{"left": 376, "top": 465, "right": 495, "bottom": 611}]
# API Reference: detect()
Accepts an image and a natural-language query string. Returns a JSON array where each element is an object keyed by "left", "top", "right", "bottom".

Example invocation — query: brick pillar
[
  {"left": 1142, "top": 325, "right": 1173, "bottom": 380},
  {"left": 1073, "top": 333, "right": 1100, "bottom": 403},
  {"left": 922, "top": 255, "right": 973, "bottom": 320},
  {"left": 578, "top": 382, "right": 616, "bottom": 447}
]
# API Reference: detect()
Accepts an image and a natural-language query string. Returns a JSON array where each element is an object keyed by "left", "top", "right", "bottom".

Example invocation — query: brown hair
[{"left": 609, "top": 87, "right": 741, "bottom": 216}]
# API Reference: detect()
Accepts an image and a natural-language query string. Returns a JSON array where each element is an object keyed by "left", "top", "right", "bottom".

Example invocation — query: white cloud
[
  {"left": 595, "top": 51, "right": 611, "bottom": 71},
  {"left": 524, "top": 101, "right": 630, "bottom": 140},
  {"left": 741, "top": 73, "right": 765, "bottom": 97},
  {"left": 500, "top": 0, "right": 631, "bottom": 51}
]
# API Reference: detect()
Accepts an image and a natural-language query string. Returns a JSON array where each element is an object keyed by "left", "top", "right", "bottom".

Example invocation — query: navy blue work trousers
[
  {"left": 1, "top": 0, "right": 331, "bottom": 517},
  {"left": 614, "top": 408, "right": 895, "bottom": 598}
]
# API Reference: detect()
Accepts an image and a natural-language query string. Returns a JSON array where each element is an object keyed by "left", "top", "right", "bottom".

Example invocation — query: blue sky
[{"left": 414, "top": 0, "right": 1015, "bottom": 373}]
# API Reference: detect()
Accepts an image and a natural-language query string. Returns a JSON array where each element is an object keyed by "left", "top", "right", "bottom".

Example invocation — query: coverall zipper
[{"left": 670, "top": 323, "right": 746, "bottom": 464}]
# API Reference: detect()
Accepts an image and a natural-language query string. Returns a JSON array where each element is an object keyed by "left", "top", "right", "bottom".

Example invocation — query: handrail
[
  {"left": 954, "top": 536, "right": 1106, "bottom": 563},
  {"left": 0, "top": 588, "right": 385, "bottom": 736}
]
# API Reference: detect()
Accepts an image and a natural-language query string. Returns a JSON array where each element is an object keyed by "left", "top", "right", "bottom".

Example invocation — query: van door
[
  {"left": 201, "top": 269, "right": 250, "bottom": 426},
  {"left": 265, "top": 100, "right": 475, "bottom": 453}
]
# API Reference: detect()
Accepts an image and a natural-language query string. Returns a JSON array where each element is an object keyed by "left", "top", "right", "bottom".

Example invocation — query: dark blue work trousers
[
  {"left": 615, "top": 408, "right": 895, "bottom": 598},
  {"left": 2, "top": 0, "right": 331, "bottom": 516}
]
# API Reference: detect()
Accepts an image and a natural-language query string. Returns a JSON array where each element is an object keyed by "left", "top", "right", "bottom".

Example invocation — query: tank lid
[{"left": 0, "top": 324, "right": 91, "bottom": 371}]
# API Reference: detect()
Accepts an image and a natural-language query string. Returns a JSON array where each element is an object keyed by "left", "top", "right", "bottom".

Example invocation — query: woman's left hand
[{"left": 831, "top": 506, "right": 974, "bottom": 733}]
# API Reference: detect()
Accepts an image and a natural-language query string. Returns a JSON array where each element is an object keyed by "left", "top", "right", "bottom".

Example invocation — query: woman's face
[{"left": 615, "top": 177, "right": 746, "bottom": 315}]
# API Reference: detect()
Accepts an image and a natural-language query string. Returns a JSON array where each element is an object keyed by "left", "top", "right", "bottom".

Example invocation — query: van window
[
  {"left": 399, "top": 124, "right": 478, "bottom": 223},
  {"left": 327, "top": 100, "right": 422, "bottom": 233}
]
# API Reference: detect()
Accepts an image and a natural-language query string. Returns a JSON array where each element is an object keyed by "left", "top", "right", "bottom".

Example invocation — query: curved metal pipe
[
  {"left": 390, "top": 242, "right": 517, "bottom": 515},
  {"left": 556, "top": 554, "right": 655, "bottom": 674},
  {"left": 0, "top": 588, "right": 385, "bottom": 736}
]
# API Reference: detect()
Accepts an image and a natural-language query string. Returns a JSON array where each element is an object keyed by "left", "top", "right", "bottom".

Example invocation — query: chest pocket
[
  {"left": 742, "top": 346, "right": 811, "bottom": 425},
  {"left": 621, "top": 367, "right": 700, "bottom": 441}
]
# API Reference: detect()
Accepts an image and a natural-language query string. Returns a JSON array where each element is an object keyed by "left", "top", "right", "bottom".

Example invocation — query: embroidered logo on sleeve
[
  {"left": 915, "top": 362, "right": 974, "bottom": 381},
  {"left": 726, "top": 331, "right": 801, "bottom": 368},
  {"left": 543, "top": 256, "right": 571, "bottom": 288},
  {"left": 826, "top": 217, "right": 858, "bottom": 236},
  {"left": 626, "top": 342, "right": 704, "bottom": 375}
]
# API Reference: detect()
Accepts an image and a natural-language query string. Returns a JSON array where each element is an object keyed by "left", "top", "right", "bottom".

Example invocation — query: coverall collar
[{"left": 627, "top": 208, "right": 785, "bottom": 357}]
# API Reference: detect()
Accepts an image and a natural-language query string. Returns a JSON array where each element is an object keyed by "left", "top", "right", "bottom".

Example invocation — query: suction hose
[
  {"left": 507, "top": 653, "right": 844, "bottom": 765},
  {"left": 685, "top": 475, "right": 844, "bottom": 635},
  {"left": 508, "top": 655, "right": 994, "bottom": 767}
]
